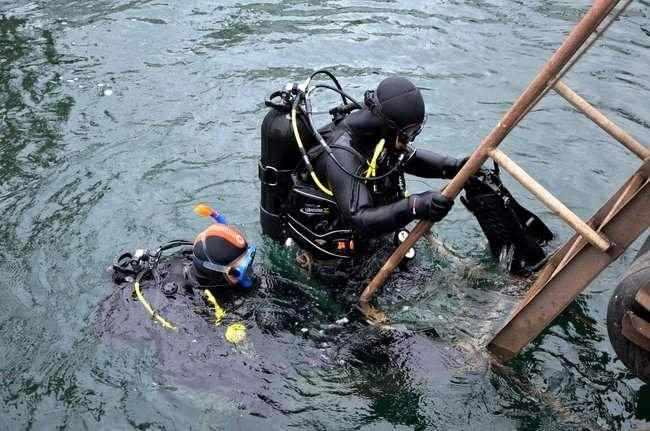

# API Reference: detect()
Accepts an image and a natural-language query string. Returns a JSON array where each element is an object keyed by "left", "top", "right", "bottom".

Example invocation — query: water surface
[{"left": 1, "top": 1, "right": 649, "bottom": 429}]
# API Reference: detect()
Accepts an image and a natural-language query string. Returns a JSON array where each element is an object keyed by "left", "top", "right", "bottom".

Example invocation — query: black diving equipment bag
[{"left": 460, "top": 165, "right": 554, "bottom": 274}]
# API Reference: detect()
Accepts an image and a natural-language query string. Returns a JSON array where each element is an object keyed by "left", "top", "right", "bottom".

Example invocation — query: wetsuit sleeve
[
  {"left": 404, "top": 147, "right": 462, "bottom": 179},
  {"left": 314, "top": 138, "right": 416, "bottom": 237}
]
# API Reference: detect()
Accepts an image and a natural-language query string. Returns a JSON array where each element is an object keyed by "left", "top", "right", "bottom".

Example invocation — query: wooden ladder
[{"left": 359, "top": 0, "right": 650, "bottom": 361}]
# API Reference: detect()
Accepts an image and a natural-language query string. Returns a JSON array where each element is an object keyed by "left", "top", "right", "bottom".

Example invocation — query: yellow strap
[
  {"left": 365, "top": 139, "right": 385, "bottom": 178},
  {"left": 203, "top": 289, "right": 226, "bottom": 326},
  {"left": 134, "top": 280, "right": 178, "bottom": 331}
]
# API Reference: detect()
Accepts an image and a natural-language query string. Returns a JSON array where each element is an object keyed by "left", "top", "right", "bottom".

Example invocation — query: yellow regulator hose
[
  {"left": 134, "top": 273, "right": 178, "bottom": 331},
  {"left": 203, "top": 289, "right": 227, "bottom": 326}
]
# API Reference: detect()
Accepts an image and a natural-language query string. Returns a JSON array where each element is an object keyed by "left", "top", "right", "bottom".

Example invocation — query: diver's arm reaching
[{"left": 403, "top": 147, "right": 465, "bottom": 179}]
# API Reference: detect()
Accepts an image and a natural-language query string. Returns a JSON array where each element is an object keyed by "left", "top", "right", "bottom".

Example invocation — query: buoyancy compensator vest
[
  {"left": 285, "top": 182, "right": 357, "bottom": 260},
  {"left": 259, "top": 86, "right": 361, "bottom": 260},
  {"left": 460, "top": 164, "right": 554, "bottom": 275}
]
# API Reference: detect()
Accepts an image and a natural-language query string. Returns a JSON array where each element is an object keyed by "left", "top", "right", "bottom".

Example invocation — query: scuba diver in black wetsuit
[
  {"left": 260, "top": 74, "right": 468, "bottom": 273},
  {"left": 260, "top": 71, "right": 554, "bottom": 276},
  {"left": 308, "top": 75, "right": 462, "bottom": 238}
]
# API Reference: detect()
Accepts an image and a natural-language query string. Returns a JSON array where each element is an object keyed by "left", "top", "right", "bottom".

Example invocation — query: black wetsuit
[{"left": 307, "top": 109, "right": 463, "bottom": 238}]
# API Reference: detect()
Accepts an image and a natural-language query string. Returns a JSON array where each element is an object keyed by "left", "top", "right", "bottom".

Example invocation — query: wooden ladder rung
[
  {"left": 553, "top": 80, "right": 650, "bottom": 161},
  {"left": 488, "top": 148, "right": 611, "bottom": 252},
  {"left": 550, "top": 173, "right": 645, "bottom": 278}
]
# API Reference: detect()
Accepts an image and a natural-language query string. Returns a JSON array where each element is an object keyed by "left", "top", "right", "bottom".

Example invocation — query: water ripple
[{"left": 1, "top": 0, "right": 648, "bottom": 429}]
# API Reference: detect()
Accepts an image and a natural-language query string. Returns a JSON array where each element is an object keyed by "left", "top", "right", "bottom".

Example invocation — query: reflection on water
[{"left": 0, "top": 0, "right": 649, "bottom": 429}]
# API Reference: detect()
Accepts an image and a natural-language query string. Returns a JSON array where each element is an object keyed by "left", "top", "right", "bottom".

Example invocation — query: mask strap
[{"left": 200, "top": 236, "right": 232, "bottom": 274}]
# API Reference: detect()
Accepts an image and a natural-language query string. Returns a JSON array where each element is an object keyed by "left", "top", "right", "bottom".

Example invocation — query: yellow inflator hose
[
  {"left": 203, "top": 289, "right": 226, "bottom": 326},
  {"left": 291, "top": 104, "right": 333, "bottom": 196}
]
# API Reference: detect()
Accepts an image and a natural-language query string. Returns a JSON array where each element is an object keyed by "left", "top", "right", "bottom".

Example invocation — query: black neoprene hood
[{"left": 375, "top": 76, "right": 425, "bottom": 129}]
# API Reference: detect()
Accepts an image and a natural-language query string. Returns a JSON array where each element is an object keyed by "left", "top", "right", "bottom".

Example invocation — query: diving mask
[{"left": 200, "top": 244, "right": 256, "bottom": 288}]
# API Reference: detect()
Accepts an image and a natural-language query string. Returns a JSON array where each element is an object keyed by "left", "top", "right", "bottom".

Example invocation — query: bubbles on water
[
  {"left": 96, "top": 83, "right": 113, "bottom": 96},
  {"left": 497, "top": 244, "right": 515, "bottom": 274}
]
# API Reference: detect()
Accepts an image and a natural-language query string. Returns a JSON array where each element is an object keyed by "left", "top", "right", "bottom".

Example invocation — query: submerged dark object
[
  {"left": 461, "top": 164, "right": 554, "bottom": 274},
  {"left": 607, "top": 235, "right": 650, "bottom": 383}
]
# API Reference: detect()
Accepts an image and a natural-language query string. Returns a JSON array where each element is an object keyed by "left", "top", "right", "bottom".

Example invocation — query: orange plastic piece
[{"left": 194, "top": 203, "right": 214, "bottom": 217}]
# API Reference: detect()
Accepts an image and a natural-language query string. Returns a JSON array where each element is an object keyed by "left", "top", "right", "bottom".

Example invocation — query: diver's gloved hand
[
  {"left": 456, "top": 156, "right": 489, "bottom": 176},
  {"left": 454, "top": 156, "right": 491, "bottom": 187},
  {"left": 409, "top": 191, "right": 454, "bottom": 222}
]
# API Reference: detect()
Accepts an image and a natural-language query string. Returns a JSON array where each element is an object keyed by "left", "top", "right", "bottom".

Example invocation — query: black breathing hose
[
  {"left": 298, "top": 89, "right": 405, "bottom": 182},
  {"left": 308, "top": 70, "right": 348, "bottom": 104}
]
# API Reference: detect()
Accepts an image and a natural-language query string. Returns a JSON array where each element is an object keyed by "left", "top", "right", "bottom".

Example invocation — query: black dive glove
[
  {"left": 409, "top": 191, "right": 454, "bottom": 222},
  {"left": 455, "top": 156, "right": 489, "bottom": 177}
]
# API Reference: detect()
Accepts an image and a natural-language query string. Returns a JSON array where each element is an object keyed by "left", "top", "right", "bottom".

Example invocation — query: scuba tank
[{"left": 259, "top": 89, "right": 316, "bottom": 240}]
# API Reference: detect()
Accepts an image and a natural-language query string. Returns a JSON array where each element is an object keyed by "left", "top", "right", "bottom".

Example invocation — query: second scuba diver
[{"left": 110, "top": 206, "right": 256, "bottom": 334}]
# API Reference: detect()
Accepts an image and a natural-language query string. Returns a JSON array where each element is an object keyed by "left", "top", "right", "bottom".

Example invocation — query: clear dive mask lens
[
  {"left": 201, "top": 245, "right": 256, "bottom": 288},
  {"left": 399, "top": 118, "right": 425, "bottom": 143}
]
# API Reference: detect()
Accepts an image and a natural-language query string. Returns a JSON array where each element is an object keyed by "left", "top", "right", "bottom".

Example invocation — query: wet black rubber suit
[{"left": 309, "top": 108, "right": 462, "bottom": 238}]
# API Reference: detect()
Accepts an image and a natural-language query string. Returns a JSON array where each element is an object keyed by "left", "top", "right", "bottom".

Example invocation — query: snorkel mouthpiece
[
  {"left": 211, "top": 211, "right": 227, "bottom": 224},
  {"left": 228, "top": 245, "right": 256, "bottom": 288}
]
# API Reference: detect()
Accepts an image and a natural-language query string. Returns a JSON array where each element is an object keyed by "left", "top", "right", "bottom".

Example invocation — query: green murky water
[{"left": 1, "top": 1, "right": 649, "bottom": 429}]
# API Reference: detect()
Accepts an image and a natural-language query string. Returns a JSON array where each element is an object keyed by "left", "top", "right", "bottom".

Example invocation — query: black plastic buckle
[{"left": 111, "top": 252, "right": 138, "bottom": 284}]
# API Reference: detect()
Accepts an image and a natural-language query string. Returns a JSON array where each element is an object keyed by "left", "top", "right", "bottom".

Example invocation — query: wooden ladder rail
[{"left": 487, "top": 161, "right": 650, "bottom": 361}]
